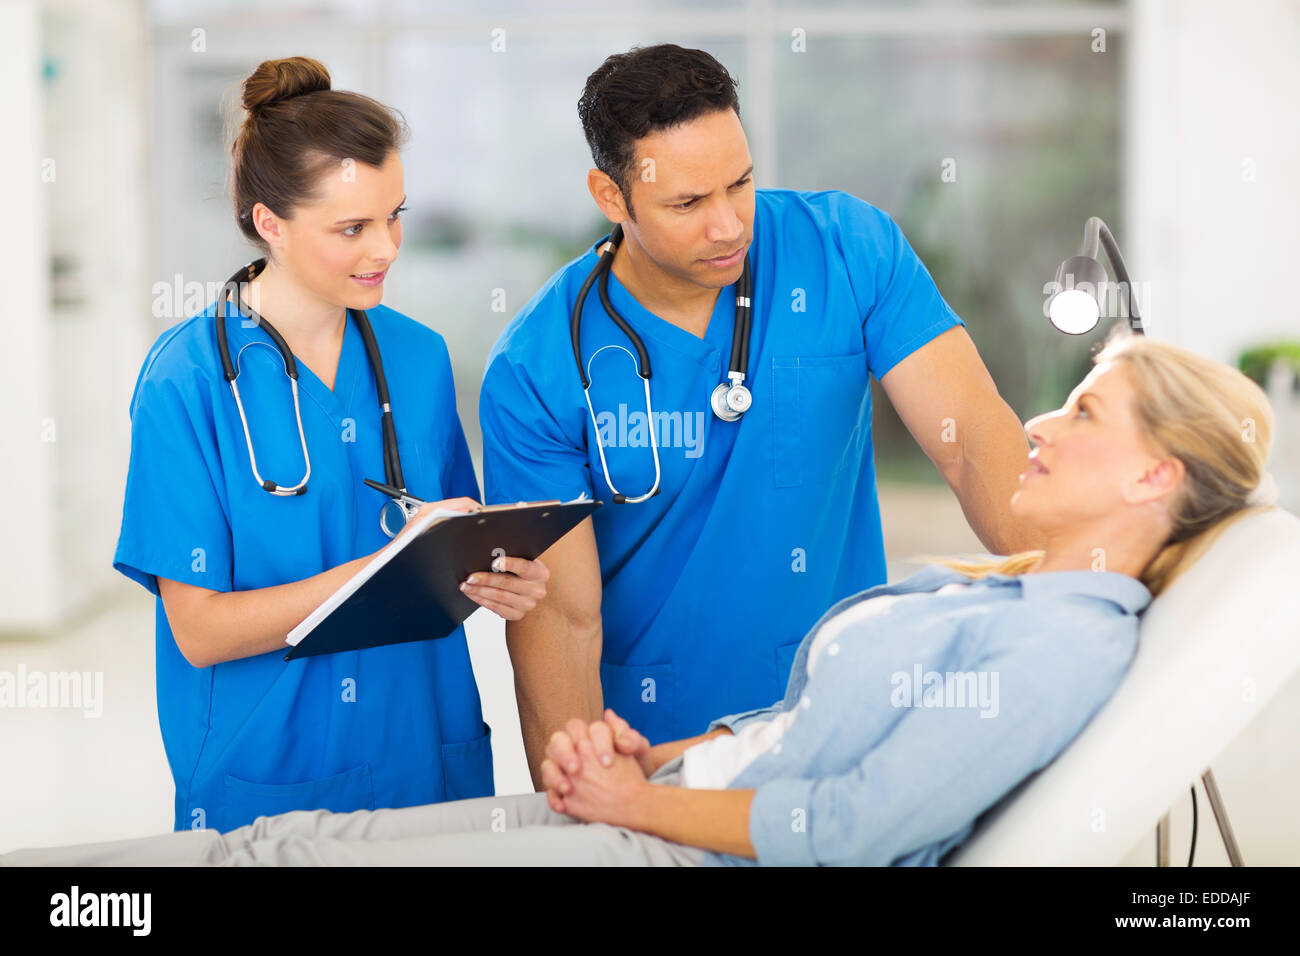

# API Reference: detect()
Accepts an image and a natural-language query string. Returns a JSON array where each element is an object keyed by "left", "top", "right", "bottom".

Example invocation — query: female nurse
[{"left": 113, "top": 56, "right": 549, "bottom": 833}]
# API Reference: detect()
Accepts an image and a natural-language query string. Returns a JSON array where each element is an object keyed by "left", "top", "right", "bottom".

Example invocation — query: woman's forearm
[
  {"left": 645, "top": 727, "right": 732, "bottom": 773},
  {"left": 627, "top": 784, "right": 757, "bottom": 859},
  {"left": 161, "top": 553, "right": 375, "bottom": 667}
]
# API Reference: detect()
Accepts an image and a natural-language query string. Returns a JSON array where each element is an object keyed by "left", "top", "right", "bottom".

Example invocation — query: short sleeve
[
  {"left": 112, "top": 372, "right": 234, "bottom": 597},
  {"left": 827, "top": 192, "right": 965, "bottom": 382},
  {"left": 479, "top": 351, "right": 594, "bottom": 505}
]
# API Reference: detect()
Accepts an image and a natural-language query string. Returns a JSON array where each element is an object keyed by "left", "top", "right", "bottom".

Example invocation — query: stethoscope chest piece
[
  {"left": 711, "top": 378, "right": 753, "bottom": 422},
  {"left": 378, "top": 496, "right": 416, "bottom": 538}
]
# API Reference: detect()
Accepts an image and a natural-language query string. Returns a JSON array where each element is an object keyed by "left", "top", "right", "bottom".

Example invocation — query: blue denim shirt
[{"left": 699, "top": 563, "right": 1151, "bottom": 866}]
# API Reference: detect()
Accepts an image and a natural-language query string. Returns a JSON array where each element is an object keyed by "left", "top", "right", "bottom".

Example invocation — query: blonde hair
[{"left": 912, "top": 325, "right": 1276, "bottom": 599}]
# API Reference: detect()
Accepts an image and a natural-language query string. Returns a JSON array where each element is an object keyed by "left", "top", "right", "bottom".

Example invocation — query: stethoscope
[
  {"left": 214, "top": 257, "right": 422, "bottom": 539},
  {"left": 570, "top": 223, "right": 754, "bottom": 503}
]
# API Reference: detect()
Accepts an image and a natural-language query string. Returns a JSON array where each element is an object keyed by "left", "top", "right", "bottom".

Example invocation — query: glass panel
[{"left": 773, "top": 32, "right": 1123, "bottom": 481}]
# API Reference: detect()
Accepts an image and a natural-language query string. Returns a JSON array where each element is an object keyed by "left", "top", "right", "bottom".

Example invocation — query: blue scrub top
[
  {"left": 479, "top": 188, "right": 966, "bottom": 745},
  {"left": 114, "top": 298, "right": 494, "bottom": 832}
]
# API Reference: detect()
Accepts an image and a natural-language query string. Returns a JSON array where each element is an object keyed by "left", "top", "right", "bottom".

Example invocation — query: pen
[{"left": 363, "top": 478, "right": 426, "bottom": 505}]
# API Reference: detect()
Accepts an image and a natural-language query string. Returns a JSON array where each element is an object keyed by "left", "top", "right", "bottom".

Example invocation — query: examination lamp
[{"left": 1046, "top": 217, "right": 1145, "bottom": 336}]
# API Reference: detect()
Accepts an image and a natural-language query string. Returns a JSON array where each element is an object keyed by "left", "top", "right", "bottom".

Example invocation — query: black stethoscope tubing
[
  {"left": 569, "top": 224, "right": 754, "bottom": 502},
  {"left": 570, "top": 223, "right": 753, "bottom": 388},
  {"left": 214, "top": 257, "right": 414, "bottom": 533}
]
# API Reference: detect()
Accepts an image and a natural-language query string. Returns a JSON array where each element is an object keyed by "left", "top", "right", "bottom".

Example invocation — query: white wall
[
  {"left": 0, "top": 0, "right": 151, "bottom": 631},
  {"left": 1126, "top": 0, "right": 1300, "bottom": 359},
  {"left": 0, "top": 0, "right": 59, "bottom": 629}
]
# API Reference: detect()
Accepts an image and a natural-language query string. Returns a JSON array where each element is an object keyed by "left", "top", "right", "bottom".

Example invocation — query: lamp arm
[{"left": 1080, "top": 216, "right": 1144, "bottom": 330}]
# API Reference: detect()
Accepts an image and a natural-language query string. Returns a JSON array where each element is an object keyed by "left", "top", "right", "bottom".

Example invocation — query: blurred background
[{"left": 1, "top": 0, "right": 1297, "bottom": 862}]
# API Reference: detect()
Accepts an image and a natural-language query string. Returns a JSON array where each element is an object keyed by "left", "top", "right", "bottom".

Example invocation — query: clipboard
[{"left": 284, "top": 498, "right": 601, "bottom": 660}]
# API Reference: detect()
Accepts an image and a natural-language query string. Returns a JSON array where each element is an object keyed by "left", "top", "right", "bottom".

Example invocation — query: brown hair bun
[{"left": 241, "top": 57, "right": 332, "bottom": 115}]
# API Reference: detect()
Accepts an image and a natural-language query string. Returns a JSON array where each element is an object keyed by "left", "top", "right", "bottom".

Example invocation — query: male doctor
[{"left": 479, "top": 44, "right": 1045, "bottom": 786}]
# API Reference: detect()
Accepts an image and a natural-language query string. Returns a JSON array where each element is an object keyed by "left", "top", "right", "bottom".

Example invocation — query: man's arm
[
  {"left": 879, "top": 325, "right": 1047, "bottom": 555},
  {"left": 506, "top": 517, "right": 604, "bottom": 789}
]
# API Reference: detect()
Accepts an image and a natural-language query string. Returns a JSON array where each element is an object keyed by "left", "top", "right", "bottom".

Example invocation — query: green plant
[{"left": 1237, "top": 342, "right": 1300, "bottom": 388}]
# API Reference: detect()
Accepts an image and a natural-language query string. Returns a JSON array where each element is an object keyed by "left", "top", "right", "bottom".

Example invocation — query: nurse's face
[
  {"left": 1012, "top": 362, "right": 1181, "bottom": 536},
  {"left": 621, "top": 108, "right": 756, "bottom": 290},
  {"left": 263, "top": 149, "right": 405, "bottom": 311}
]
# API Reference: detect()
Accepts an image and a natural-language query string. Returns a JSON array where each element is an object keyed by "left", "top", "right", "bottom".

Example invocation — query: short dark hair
[{"left": 577, "top": 44, "right": 741, "bottom": 218}]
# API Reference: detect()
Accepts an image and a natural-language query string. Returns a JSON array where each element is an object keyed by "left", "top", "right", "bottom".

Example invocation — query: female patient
[{"left": 3, "top": 326, "right": 1278, "bottom": 867}]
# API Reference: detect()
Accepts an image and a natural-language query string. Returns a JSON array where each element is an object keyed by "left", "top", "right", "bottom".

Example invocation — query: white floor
[{"left": 2, "top": 482, "right": 1296, "bottom": 864}]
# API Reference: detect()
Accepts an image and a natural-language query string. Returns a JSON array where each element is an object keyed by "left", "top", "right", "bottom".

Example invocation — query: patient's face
[{"left": 1012, "top": 362, "right": 1175, "bottom": 535}]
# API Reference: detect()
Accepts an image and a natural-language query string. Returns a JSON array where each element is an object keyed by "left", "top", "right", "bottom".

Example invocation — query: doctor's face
[
  {"left": 620, "top": 108, "right": 756, "bottom": 290},
  {"left": 1011, "top": 362, "right": 1180, "bottom": 537},
  {"left": 267, "top": 149, "right": 405, "bottom": 312}
]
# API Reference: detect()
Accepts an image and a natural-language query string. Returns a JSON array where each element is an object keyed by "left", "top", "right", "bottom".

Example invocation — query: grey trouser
[{"left": 1, "top": 759, "right": 708, "bottom": 867}]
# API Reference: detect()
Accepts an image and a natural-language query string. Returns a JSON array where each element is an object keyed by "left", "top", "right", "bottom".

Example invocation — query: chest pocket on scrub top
[{"left": 770, "top": 351, "right": 871, "bottom": 488}]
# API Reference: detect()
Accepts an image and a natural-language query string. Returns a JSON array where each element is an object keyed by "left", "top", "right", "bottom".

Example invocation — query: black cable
[{"left": 1188, "top": 784, "right": 1198, "bottom": 867}]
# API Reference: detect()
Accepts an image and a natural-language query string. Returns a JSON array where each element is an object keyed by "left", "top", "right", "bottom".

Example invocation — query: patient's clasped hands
[{"left": 541, "top": 709, "right": 654, "bottom": 828}]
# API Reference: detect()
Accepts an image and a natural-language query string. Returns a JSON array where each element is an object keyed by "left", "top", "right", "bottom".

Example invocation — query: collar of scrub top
[
  {"left": 569, "top": 223, "right": 754, "bottom": 503},
  {"left": 213, "top": 258, "right": 411, "bottom": 514}
]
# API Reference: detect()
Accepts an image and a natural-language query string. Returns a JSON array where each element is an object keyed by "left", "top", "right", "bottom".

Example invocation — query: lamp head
[{"left": 1047, "top": 254, "right": 1108, "bottom": 335}]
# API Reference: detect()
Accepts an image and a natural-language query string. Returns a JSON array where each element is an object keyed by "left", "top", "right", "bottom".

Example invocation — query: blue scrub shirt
[
  {"left": 114, "top": 299, "right": 494, "bottom": 832},
  {"left": 479, "top": 188, "right": 966, "bottom": 744}
]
